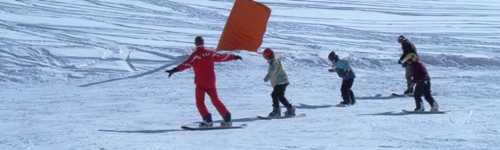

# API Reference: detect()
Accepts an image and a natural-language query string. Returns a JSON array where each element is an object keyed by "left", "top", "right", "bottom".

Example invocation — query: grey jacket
[{"left": 264, "top": 58, "right": 289, "bottom": 87}]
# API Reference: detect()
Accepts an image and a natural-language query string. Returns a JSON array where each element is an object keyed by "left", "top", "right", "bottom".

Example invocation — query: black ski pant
[
  {"left": 405, "top": 65, "right": 415, "bottom": 93},
  {"left": 341, "top": 79, "right": 355, "bottom": 104},
  {"left": 414, "top": 80, "right": 436, "bottom": 109},
  {"left": 271, "top": 83, "right": 292, "bottom": 109}
]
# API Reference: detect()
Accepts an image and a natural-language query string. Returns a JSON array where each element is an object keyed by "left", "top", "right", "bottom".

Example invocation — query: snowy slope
[{"left": 1, "top": 0, "right": 500, "bottom": 150}]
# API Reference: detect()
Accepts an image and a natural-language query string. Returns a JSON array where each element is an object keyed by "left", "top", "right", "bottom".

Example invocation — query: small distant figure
[
  {"left": 165, "top": 36, "right": 242, "bottom": 127},
  {"left": 401, "top": 53, "right": 439, "bottom": 112},
  {"left": 398, "top": 35, "right": 418, "bottom": 95},
  {"left": 328, "top": 50, "right": 356, "bottom": 107},
  {"left": 262, "top": 48, "right": 295, "bottom": 118}
]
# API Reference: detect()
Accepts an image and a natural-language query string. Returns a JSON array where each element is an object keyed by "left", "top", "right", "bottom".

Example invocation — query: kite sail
[{"left": 217, "top": 0, "right": 271, "bottom": 52}]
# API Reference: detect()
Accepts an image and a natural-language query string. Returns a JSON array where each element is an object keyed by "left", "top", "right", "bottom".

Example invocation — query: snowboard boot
[
  {"left": 221, "top": 121, "right": 232, "bottom": 127},
  {"left": 413, "top": 100, "right": 424, "bottom": 112},
  {"left": 430, "top": 102, "right": 439, "bottom": 112},
  {"left": 284, "top": 106, "right": 296, "bottom": 117},
  {"left": 414, "top": 102, "right": 425, "bottom": 112},
  {"left": 350, "top": 97, "right": 356, "bottom": 105},
  {"left": 413, "top": 107, "right": 424, "bottom": 112},
  {"left": 268, "top": 107, "right": 281, "bottom": 118},
  {"left": 199, "top": 113, "right": 213, "bottom": 127},
  {"left": 349, "top": 91, "right": 356, "bottom": 105},
  {"left": 336, "top": 101, "right": 349, "bottom": 107},
  {"left": 221, "top": 113, "right": 232, "bottom": 127}
]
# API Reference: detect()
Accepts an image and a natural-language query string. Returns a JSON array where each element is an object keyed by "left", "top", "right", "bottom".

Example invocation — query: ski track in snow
[{"left": 1, "top": 0, "right": 500, "bottom": 150}]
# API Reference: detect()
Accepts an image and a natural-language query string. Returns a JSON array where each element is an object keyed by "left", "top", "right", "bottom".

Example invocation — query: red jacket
[
  {"left": 411, "top": 61, "right": 430, "bottom": 82},
  {"left": 175, "top": 46, "right": 239, "bottom": 87}
]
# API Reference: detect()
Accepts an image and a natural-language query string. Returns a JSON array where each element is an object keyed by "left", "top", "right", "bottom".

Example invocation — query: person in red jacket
[
  {"left": 402, "top": 53, "right": 439, "bottom": 112},
  {"left": 165, "top": 36, "right": 242, "bottom": 127}
]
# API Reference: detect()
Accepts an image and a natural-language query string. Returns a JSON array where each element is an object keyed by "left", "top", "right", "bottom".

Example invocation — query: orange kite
[{"left": 217, "top": 0, "right": 271, "bottom": 52}]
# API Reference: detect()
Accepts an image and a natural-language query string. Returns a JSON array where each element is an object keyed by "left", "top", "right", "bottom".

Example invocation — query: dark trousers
[
  {"left": 271, "top": 83, "right": 292, "bottom": 109},
  {"left": 405, "top": 65, "right": 415, "bottom": 92},
  {"left": 341, "top": 79, "right": 355, "bottom": 104},
  {"left": 413, "top": 80, "right": 436, "bottom": 109}
]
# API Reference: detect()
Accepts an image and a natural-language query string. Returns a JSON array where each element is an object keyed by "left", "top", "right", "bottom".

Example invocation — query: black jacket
[{"left": 398, "top": 40, "right": 417, "bottom": 64}]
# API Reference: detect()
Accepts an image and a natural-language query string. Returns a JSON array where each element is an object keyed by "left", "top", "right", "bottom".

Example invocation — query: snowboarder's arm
[
  {"left": 165, "top": 53, "right": 197, "bottom": 77},
  {"left": 399, "top": 42, "right": 417, "bottom": 63},
  {"left": 328, "top": 64, "right": 336, "bottom": 72},
  {"left": 264, "top": 60, "right": 275, "bottom": 82},
  {"left": 174, "top": 53, "right": 198, "bottom": 72},
  {"left": 328, "top": 60, "right": 339, "bottom": 72},
  {"left": 165, "top": 68, "right": 178, "bottom": 77},
  {"left": 399, "top": 43, "right": 410, "bottom": 62},
  {"left": 398, "top": 54, "right": 405, "bottom": 64},
  {"left": 209, "top": 51, "right": 241, "bottom": 62},
  {"left": 398, "top": 49, "right": 408, "bottom": 63},
  {"left": 264, "top": 74, "right": 270, "bottom": 82}
]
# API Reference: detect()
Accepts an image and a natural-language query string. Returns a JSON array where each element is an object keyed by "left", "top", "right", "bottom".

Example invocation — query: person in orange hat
[{"left": 262, "top": 48, "right": 295, "bottom": 118}]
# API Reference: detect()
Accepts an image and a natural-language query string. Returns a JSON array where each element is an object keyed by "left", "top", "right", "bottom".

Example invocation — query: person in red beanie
[
  {"left": 262, "top": 48, "right": 295, "bottom": 118},
  {"left": 165, "top": 36, "right": 242, "bottom": 127}
]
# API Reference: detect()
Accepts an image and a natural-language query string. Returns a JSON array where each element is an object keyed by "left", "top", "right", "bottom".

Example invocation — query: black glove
[
  {"left": 328, "top": 69, "right": 335, "bottom": 72},
  {"left": 165, "top": 68, "right": 178, "bottom": 77},
  {"left": 234, "top": 55, "right": 242, "bottom": 60},
  {"left": 398, "top": 60, "right": 402, "bottom": 64}
]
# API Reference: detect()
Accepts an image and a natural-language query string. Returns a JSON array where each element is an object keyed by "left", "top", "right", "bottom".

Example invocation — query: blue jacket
[{"left": 331, "top": 59, "right": 355, "bottom": 80}]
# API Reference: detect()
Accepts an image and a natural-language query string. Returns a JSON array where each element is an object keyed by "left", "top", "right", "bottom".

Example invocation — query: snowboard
[
  {"left": 391, "top": 92, "right": 438, "bottom": 97},
  {"left": 391, "top": 93, "right": 411, "bottom": 97},
  {"left": 181, "top": 123, "right": 246, "bottom": 131},
  {"left": 335, "top": 103, "right": 354, "bottom": 107},
  {"left": 257, "top": 113, "right": 306, "bottom": 120},
  {"left": 401, "top": 109, "right": 448, "bottom": 114}
]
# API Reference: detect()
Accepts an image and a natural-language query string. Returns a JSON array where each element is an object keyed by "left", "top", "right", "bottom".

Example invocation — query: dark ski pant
[
  {"left": 271, "top": 83, "right": 292, "bottom": 109},
  {"left": 195, "top": 85, "right": 231, "bottom": 122},
  {"left": 341, "top": 79, "right": 356, "bottom": 104},
  {"left": 405, "top": 65, "right": 415, "bottom": 93},
  {"left": 413, "top": 80, "right": 436, "bottom": 109}
]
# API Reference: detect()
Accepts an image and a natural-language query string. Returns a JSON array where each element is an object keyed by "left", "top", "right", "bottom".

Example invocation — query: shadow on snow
[
  {"left": 98, "top": 103, "right": 333, "bottom": 133},
  {"left": 98, "top": 129, "right": 184, "bottom": 134}
]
